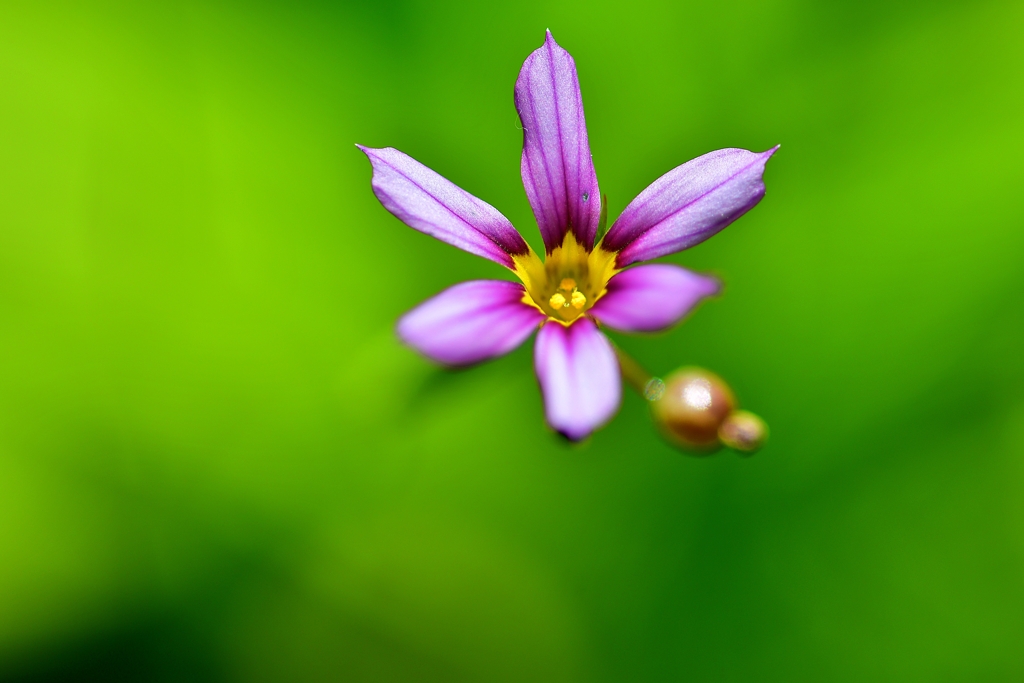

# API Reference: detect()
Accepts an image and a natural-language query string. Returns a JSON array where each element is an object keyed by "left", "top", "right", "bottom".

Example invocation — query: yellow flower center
[
  {"left": 513, "top": 233, "right": 619, "bottom": 324},
  {"left": 549, "top": 277, "right": 587, "bottom": 312}
]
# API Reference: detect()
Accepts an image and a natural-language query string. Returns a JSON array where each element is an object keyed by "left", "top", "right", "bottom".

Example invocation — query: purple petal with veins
[
  {"left": 397, "top": 280, "right": 545, "bottom": 366},
  {"left": 589, "top": 264, "right": 720, "bottom": 333},
  {"left": 603, "top": 147, "right": 778, "bottom": 266},
  {"left": 515, "top": 31, "right": 601, "bottom": 252},
  {"left": 359, "top": 145, "right": 529, "bottom": 268},
  {"left": 534, "top": 318, "right": 620, "bottom": 440}
]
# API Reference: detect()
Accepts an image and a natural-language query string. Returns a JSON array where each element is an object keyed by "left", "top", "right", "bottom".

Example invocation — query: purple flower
[{"left": 359, "top": 31, "right": 776, "bottom": 441}]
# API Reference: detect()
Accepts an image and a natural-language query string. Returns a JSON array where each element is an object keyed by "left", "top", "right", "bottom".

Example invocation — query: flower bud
[
  {"left": 650, "top": 367, "right": 736, "bottom": 451},
  {"left": 718, "top": 410, "right": 768, "bottom": 454}
]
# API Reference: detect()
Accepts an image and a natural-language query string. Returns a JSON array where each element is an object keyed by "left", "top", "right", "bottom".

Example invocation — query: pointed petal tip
[
  {"left": 358, "top": 144, "right": 399, "bottom": 156},
  {"left": 360, "top": 146, "right": 527, "bottom": 266},
  {"left": 543, "top": 29, "right": 569, "bottom": 56},
  {"left": 602, "top": 147, "right": 776, "bottom": 264},
  {"left": 516, "top": 28, "right": 600, "bottom": 252},
  {"left": 356, "top": 144, "right": 384, "bottom": 158},
  {"left": 758, "top": 145, "right": 780, "bottom": 192}
]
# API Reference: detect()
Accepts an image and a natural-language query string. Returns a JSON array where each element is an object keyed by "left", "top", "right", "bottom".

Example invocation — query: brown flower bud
[
  {"left": 650, "top": 367, "right": 736, "bottom": 452},
  {"left": 718, "top": 410, "right": 769, "bottom": 454}
]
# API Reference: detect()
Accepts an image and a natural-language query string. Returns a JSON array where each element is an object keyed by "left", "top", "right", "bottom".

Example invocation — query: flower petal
[
  {"left": 589, "top": 264, "right": 720, "bottom": 333},
  {"left": 397, "top": 280, "right": 544, "bottom": 366},
  {"left": 359, "top": 145, "right": 530, "bottom": 268},
  {"left": 534, "top": 318, "right": 620, "bottom": 440},
  {"left": 602, "top": 147, "right": 778, "bottom": 267},
  {"left": 515, "top": 31, "right": 602, "bottom": 253}
]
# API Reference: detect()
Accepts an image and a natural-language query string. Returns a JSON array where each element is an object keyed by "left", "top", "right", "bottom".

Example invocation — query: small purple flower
[{"left": 359, "top": 31, "right": 777, "bottom": 441}]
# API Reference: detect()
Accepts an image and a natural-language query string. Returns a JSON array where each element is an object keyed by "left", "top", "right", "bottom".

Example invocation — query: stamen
[
  {"left": 549, "top": 292, "right": 567, "bottom": 308},
  {"left": 570, "top": 290, "right": 586, "bottom": 309},
  {"left": 558, "top": 278, "right": 577, "bottom": 291}
]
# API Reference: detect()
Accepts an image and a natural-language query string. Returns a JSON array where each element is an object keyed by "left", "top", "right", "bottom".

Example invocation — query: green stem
[{"left": 613, "top": 345, "right": 654, "bottom": 396}]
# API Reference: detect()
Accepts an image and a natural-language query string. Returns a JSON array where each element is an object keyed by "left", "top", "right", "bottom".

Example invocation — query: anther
[
  {"left": 570, "top": 290, "right": 586, "bottom": 309},
  {"left": 558, "top": 278, "right": 577, "bottom": 291},
  {"left": 549, "top": 292, "right": 567, "bottom": 308}
]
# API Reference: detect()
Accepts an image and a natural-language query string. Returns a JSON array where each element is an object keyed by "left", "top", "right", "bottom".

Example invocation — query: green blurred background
[{"left": 2, "top": 0, "right": 1023, "bottom": 680}]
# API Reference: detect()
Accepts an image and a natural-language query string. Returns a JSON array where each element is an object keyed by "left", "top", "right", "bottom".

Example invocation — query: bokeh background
[{"left": 2, "top": 0, "right": 1023, "bottom": 681}]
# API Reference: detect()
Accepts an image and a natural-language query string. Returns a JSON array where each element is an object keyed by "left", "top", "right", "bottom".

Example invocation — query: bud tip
[{"left": 719, "top": 410, "right": 769, "bottom": 454}]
